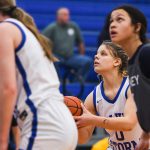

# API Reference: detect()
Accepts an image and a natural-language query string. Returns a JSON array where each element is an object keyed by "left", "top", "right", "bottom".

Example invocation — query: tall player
[
  {"left": 75, "top": 41, "right": 142, "bottom": 150},
  {"left": 109, "top": 5, "right": 150, "bottom": 150},
  {"left": 0, "top": 0, "right": 77, "bottom": 150}
]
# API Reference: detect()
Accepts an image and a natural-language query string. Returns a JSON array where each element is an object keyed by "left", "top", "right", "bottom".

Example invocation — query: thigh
[{"left": 66, "top": 55, "right": 92, "bottom": 68}]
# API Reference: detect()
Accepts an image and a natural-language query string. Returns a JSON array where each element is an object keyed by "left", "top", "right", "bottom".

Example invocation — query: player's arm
[
  {"left": 75, "top": 92, "right": 96, "bottom": 144},
  {"left": 11, "top": 116, "right": 20, "bottom": 150},
  {"left": 139, "top": 44, "right": 150, "bottom": 78},
  {"left": 0, "top": 24, "right": 17, "bottom": 149},
  {"left": 76, "top": 87, "right": 138, "bottom": 131},
  {"left": 90, "top": 87, "right": 138, "bottom": 131}
]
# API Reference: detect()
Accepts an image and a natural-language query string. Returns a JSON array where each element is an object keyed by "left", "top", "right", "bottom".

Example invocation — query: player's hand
[
  {"left": 135, "top": 131, "right": 149, "bottom": 150},
  {"left": 74, "top": 103, "right": 95, "bottom": 128}
]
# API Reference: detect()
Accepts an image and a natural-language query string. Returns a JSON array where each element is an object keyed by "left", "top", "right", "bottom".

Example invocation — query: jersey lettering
[
  {"left": 129, "top": 75, "right": 139, "bottom": 87},
  {"left": 110, "top": 140, "right": 137, "bottom": 150}
]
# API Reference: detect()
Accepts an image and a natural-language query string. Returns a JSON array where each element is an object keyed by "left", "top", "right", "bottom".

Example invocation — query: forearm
[
  {"left": 78, "top": 126, "right": 94, "bottom": 144},
  {"left": 0, "top": 88, "right": 17, "bottom": 148},
  {"left": 12, "top": 126, "right": 20, "bottom": 150},
  {"left": 141, "top": 131, "right": 150, "bottom": 139},
  {"left": 92, "top": 115, "right": 136, "bottom": 131},
  {"left": 78, "top": 43, "right": 85, "bottom": 55}
]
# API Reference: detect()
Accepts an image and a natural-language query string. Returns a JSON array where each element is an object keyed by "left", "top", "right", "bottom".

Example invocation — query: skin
[
  {"left": 109, "top": 9, "right": 142, "bottom": 58},
  {"left": 109, "top": 9, "right": 149, "bottom": 150},
  {"left": 74, "top": 44, "right": 138, "bottom": 144},
  {"left": 57, "top": 8, "right": 70, "bottom": 25},
  {"left": 0, "top": 14, "right": 21, "bottom": 150},
  {"left": 12, "top": 126, "right": 20, "bottom": 150}
]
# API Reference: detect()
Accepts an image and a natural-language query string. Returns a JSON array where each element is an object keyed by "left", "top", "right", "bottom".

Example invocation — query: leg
[{"left": 65, "top": 55, "right": 93, "bottom": 81}]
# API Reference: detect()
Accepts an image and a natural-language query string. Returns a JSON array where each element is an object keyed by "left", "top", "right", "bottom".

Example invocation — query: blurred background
[{"left": 17, "top": 0, "right": 150, "bottom": 149}]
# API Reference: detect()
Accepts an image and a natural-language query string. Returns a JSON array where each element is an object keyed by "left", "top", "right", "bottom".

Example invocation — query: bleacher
[{"left": 17, "top": 1, "right": 150, "bottom": 149}]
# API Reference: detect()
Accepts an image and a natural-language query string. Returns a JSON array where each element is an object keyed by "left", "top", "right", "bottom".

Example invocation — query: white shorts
[{"left": 19, "top": 99, "right": 78, "bottom": 150}]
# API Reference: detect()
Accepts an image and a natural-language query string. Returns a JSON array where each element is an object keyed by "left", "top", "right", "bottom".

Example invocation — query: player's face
[
  {"left": 94, "top": 44, "right": 118, "bottom": 74},
  {"left": 109, "top": 9, "right": 135, "bottom": 45}
]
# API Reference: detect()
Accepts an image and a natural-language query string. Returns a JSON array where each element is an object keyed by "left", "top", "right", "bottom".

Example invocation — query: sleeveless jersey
[
  {"left": 93, "top": 77, "right": 142, "bottom": 150},
  {"left": 4, "top": 18, "right": 64, "bottom": 125},
  {"left": 128, "top": 43, "right": 150, "bottom": 132}
]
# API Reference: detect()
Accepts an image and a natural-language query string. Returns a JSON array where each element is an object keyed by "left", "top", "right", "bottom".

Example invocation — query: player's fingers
[
  {"left": 81, "top": 103, "right": 88, "bottom": 113},
  {"left": 74, "top": 116, "right": 80, "bottom": 121},
  {"left": 76, "top": 120, "right": 85, "bottom": 128}
]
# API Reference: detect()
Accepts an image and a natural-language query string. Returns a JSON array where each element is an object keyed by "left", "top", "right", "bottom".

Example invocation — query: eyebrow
[{"left": 110, "top": 13, "right": 125, "bottom": 20}]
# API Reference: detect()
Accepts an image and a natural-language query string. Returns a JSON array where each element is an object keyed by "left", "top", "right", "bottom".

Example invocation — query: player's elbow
[
  {"left": 2, "top": 83, "right": 17, "bottom": 99},
  {"left": 78, "top": 137, "right": 90, "bottom": 144},
  {"left": 123, "top": 120, "right": 137, "bottom": 131}
]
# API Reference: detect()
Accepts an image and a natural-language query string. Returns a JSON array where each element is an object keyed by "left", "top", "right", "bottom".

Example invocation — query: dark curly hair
[{"left": 111, "top": 5, "right": 148, "bottom": 43}]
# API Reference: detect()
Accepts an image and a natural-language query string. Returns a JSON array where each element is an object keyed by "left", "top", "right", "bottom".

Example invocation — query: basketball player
[
  {"left": 109, "top": 5, "right": 150, "bottom": 150},
  {"left": 0, "top": 0, "right": 77, "bottom": 150},
  {"left": 75, "top": 41, "right": 142, "bottom": 150}
]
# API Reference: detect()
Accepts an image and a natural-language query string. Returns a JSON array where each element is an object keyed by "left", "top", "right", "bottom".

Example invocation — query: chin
[
  {"left": 111, "top": 38, "right": 122, "bottom": 45},
  {"left": 94, "top": 68, "right": 101, "bottom": 74}
]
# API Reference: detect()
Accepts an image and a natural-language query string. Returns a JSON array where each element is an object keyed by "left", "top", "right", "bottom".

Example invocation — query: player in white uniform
[
  {"left": 75, "top": 41, "right": 142, "bottom": 150},
  {"left": 0, "top": 0, "right": 77, "bottom": 150}
]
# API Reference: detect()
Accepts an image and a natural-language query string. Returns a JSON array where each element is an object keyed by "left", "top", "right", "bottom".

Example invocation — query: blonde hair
[
  {"left": 0, "top": 0, "right": 56, "bottom": 61},
  {"left": 102, "top": 41, "right": 128, "bottom": 76}
]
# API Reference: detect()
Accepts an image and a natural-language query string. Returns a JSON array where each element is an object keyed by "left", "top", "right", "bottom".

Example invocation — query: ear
[
  {"left": 135, "top": 23, "right": 141, "bottom": 33},
  {"left": 113, "top": 58, "right": 121, "bottom": 67}
]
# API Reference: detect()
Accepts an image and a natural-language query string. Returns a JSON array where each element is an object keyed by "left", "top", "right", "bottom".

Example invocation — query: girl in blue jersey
[
  {"left": 75, "top": 41, "right": 142, "bottom": 150},
  {"left": 0, "top": 0, "right": 77, "bottom": 150},
  {"left": 109, "top": 5, "right": 150, "bottom": 150}
]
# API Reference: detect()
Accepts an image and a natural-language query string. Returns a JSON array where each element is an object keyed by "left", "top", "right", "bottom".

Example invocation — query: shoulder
[
  {"left": 0, "top": 22, "right": 17, "bottom": 39},
  {"left": 139, "top": 43, "right": 150, "bottom": 78},
  {"left": 69, "top": 21, "right": 80, "bottom": 28},
  {"left": 46, "top": 22, "right": 57, "bottom": 29},
  {"left": 84, "top": 91, "right": 96, "bottom": 115},
  {"left": 139, "top": 43, "right": 150, "bottom": 59},
  {"left": 0, "top": 22, "right": 14, "bottom": 33}
]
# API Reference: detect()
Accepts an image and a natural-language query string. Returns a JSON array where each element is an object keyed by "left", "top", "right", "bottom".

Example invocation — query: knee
[{"left": 81, "top": 56, "right": 93, "bottom": 67}]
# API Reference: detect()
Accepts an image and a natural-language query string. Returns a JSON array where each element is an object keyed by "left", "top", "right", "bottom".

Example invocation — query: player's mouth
[
  {"left": 94, "top": 60, "right": 100, "bottom": 66},
  {"left": 110, "top": 30, "right": 118, "bottom": 38}
]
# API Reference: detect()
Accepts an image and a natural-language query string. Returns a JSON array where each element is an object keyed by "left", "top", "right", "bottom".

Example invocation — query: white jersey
[
  {"left": 93, "top": 77, "right": 142, "bottom": 150},
  {"left": 5, "top": 18, "right": 63, "bottom": 114},
  {"left": 4, "top": 18, "right": 78, "bottom": 150}
]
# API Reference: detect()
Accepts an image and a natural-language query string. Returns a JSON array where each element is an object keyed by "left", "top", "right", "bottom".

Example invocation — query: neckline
[{"left": 100, "top": 77, "right": 127, "bottom": 104}]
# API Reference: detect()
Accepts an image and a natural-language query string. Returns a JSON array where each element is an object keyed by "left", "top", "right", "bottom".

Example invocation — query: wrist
[{"left": 141, "top": 131, "right": 150, "bottom": 139}]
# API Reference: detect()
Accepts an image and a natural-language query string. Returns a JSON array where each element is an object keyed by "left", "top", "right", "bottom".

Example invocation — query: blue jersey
[{"left": 93, "top": 77, "right": 142, "bottom": 150}]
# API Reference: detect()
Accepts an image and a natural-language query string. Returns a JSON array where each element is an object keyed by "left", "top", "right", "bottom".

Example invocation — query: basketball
[{"left": 64, "top": 96, "right": 83, "bottom": 116}]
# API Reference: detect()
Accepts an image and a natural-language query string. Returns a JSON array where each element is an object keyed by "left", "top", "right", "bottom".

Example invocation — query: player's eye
[
  {"left": 117, "top": 17, "right": 124, "bottom": 22},
  {"left": 100, "top": 51, "right": 107, "bottom": 56}
]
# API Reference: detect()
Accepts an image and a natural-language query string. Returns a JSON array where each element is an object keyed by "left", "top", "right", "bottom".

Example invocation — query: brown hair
[
  {"left": 102, "top": 41, "right": 128, "bottom": 76},
  {"left": 0, "top": 0, "right": 56, "bottom": 61}
]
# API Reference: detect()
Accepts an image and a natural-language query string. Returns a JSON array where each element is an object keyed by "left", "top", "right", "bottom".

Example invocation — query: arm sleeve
[
  {"left": 73, "top": 23, "right": 84, "bottom": 44},
  {"left": 139, "top": 45, "right": 150, "bottom": 78}
]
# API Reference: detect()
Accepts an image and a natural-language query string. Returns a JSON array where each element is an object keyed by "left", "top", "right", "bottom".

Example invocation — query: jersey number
[{"left": 115, "top": 131, "right": 124, "bottom": 141}]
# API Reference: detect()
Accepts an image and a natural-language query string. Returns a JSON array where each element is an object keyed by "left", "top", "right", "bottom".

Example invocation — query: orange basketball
[{"left": 64, "top": 96, "right": 83, "bottom": 116}]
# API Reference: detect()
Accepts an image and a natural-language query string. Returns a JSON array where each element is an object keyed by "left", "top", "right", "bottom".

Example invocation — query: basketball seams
[{"left": 64, "top": 96, "right": 83, "bottom": 116}]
